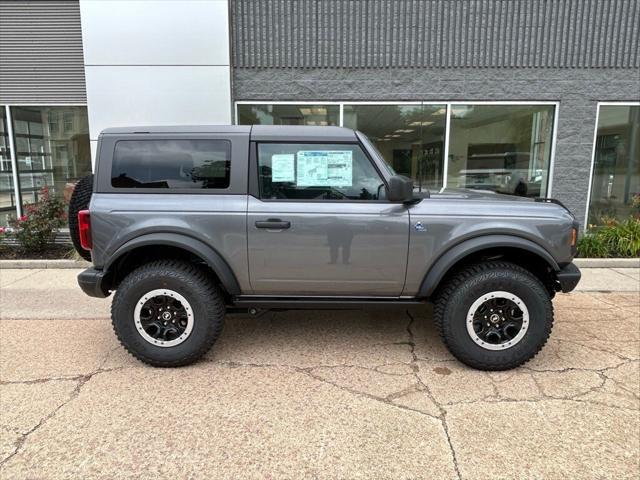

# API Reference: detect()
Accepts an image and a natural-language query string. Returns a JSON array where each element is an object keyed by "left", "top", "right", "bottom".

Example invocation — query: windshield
[{"left": 356, "top": 131, "right": 397, "bottom": 176}]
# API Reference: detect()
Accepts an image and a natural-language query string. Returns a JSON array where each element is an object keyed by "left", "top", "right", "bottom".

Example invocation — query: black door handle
[{"left": 255, "top": 218, "right": 291, "bottom": 229}]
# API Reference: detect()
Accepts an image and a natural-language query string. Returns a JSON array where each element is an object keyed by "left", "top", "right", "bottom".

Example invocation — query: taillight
[{"left": 78, "top": 210, "right": 92, "bottom": 250}]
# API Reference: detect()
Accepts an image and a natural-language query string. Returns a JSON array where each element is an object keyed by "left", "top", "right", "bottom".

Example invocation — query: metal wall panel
[
  {"left": 0, "top": 0, "right": 86, "bottom": 103},
  {"left": 231, "top": 0, "right": 640, "bottom": 69}
]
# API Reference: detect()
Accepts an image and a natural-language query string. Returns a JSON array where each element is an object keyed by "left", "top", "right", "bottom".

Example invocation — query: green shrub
[
  {"left": 8, "top": 187, "right": 66, "bottom": 253},
  {"left": 578, "top": 216, "right": 640, "bottom": 258}
]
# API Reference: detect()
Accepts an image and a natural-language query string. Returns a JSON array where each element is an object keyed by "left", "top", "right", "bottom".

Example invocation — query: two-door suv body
[{"left": 74, "top": 125, "right": 581, "bottom": 370}]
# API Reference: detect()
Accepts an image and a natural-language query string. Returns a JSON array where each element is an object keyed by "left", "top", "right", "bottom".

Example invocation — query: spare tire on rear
[{"left": 68, "top": 174, "right": 94, "bottom": 261}]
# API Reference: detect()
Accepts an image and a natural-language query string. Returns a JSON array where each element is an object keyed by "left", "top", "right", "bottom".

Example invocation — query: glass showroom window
[
  {"left": 587, "top": 105, "right": 640, "bottom": 226},
  {"left": 343, "top": 104, "right": 447, "bottom": 191},
  {"left": 0, "top": 106, "right": 16, "bottom": 225},
  {"left": 11, "top": 106, "right": 92, "bottom": 210},
  {"left": 237, "top": 104, "right": 340, "bottom": 126},
  {"left": 447, "top": 104, "right": 555, "bottom": 198}
]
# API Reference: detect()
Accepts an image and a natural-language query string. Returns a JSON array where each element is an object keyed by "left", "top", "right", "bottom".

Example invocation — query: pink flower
[
  {"left": 0, "top": 227, "right": 5, "bottom": 234},
  {"left": 19, "top": 215, "right": 27, "bottom": 222}
]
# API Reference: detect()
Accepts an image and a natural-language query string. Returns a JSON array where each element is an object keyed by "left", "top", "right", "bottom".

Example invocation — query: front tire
[
  {"left": 111, "top": 260, "right": 225, "bottom": 367},
  {"left": 434, "top": 261, "right": 553, "bottom": 371}
]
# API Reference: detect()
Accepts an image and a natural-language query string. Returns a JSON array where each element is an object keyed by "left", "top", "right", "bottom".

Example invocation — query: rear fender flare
[{"left": 105, "top": 233, "right": 241, "bottom": 295}]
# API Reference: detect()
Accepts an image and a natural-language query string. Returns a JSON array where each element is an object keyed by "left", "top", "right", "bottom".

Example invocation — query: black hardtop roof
[{"left": 100, "top": 125, "right": 358, "bottom": 142}]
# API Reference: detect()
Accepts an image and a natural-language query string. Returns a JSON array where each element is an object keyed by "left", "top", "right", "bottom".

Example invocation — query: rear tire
[
  {"left": 111, "top": 260, "right": 225, "bottom": 367},
  {"left": 68, "top": 174, "right": 93, "bottom": 261},
  {"left": 434, "top": 261, "right": 553, "bottom": 371}
]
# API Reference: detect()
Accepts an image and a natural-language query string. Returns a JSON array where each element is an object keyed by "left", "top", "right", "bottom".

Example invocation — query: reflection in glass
[
  {"left": 447, "top": 104, "right": 555, "bottom": 197},
  {"left": 0, "top": 107, "right": 16, "bottom": 225},
  {"left": 111, "top": 140, "right": 231, "bottom": 189},
  {"left": 587, "top": 105, "right": 640, "bottom": 226},
  {"left": 237, "top": 104, "right": 340, "bottom": 126},
  {"left": 11, "top": 106, "right": 92, "bottom": 211},
  {"left": 343, "top": 104, "right": 447, "bottom": 192}
]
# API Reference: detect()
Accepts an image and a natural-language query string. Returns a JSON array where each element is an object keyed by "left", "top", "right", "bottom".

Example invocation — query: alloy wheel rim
[
  {"left": 134, "top": 289, "right": 194, "bottom": 347},
  {"left": 466, "top": 291, "right": 529, "bottom": 351}
]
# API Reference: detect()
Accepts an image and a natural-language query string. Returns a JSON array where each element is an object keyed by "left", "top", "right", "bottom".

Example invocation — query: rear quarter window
[{"left": 111, "top": 139, "right": 231, "bottom": 189}]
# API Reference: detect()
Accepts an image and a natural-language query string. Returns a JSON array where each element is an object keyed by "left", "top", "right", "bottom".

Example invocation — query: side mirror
[{"left": 387, "top": 175, "right": 415, "bottom": 203}]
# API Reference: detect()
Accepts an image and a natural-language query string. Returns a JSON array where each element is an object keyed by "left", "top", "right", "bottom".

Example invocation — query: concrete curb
[
  {"left": 1, "top": 258, "right": 638, "bottom": 270},
  {"left": 574, "top": 258, "right": 640, "bottom": 268},
  {"left": 0, "top": 259, "right": 91, "bottom": 269}
]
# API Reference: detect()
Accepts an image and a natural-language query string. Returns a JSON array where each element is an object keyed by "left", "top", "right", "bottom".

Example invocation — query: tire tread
[
  {"left": 111, "top": 259, "right": 225, "bottom": 367},
  {"left": 434, "top": 261, "right": 554, "bottom": 370}
]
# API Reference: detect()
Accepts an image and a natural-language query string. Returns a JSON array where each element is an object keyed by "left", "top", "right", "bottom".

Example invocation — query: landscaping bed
[{"left": 0, "top": 244, "right": 76, "bottom": 260}]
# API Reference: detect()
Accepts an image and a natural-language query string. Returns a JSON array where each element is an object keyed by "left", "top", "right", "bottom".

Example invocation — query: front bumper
[
  {"left": 556, "top": 263, "right": 581, "bottom": 293},
  {"left": 78, "top": 268, "right": 111, "bottom": 298}
]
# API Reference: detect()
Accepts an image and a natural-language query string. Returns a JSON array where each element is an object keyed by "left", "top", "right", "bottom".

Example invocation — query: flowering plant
[{"left": 8, "top": 187, "right": 66, "bottom": 252}]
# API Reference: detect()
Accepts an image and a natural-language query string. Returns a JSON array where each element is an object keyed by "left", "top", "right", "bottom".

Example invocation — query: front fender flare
[
  {"left": 105, "top": 232, "right": 241, "bottom": 295},
  {"left": 417, "top": 234, "right": 560, "bottom": 298}
]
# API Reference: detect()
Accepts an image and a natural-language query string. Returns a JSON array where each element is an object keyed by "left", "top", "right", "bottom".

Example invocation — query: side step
[{"left": 232, "top": 296, "right": 425, "bottom": 310}]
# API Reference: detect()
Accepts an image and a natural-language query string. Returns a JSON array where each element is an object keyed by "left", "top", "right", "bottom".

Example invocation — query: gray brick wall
[
  {"left": 231, "top": 0, "right": 640, "bottom": 226},
  {"left": 232, "top": 0, "right": 640, "bottom": 69}
]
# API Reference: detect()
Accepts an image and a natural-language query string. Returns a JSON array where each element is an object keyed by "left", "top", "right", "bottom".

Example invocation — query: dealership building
[{"left": 0, "top": 0, "right": 638, "bottom": 229}]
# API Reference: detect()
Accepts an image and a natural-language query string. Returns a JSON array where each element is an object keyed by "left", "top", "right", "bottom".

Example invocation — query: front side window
[
  {"left": 111, "top": 139, "right": 231, "bottom": 189},
  {"left": 257, "top": 143, "right": 386, "bottom": 200}
]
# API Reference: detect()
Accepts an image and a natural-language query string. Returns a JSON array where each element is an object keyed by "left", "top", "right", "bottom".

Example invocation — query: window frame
[
  {"left": 109, "top": 138, "right": 232, "bottom": 191},
  {"left": 249, "top": 140, "right": 394, "bottom": 203},
  {"left": 95, "top": 132, "right": 249, "bottom": 195}
]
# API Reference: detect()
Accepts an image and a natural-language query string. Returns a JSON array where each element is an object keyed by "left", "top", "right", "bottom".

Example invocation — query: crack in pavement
[
  {"left": 0, "top": 346, "right": 127, "bottom": 466},
  {"left": 209, "top": 358, "right": 443, "bottom": 421},
  {"left": 405, "top": 310, "right": 462, "bottom": 480},
  {"left": 0, "top": 269, "right": 44, "bottom": 289}
]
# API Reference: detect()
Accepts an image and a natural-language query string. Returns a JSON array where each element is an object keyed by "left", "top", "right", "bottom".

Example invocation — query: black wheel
[
  {"left": 68, "top": 174, "right": 94, "bottom": 261},
  {"left": 434, "top": 261, "right": 553, "bottom": 371},
  {"left": 111, "top": 260, "right": 225, "bottom": 367}
]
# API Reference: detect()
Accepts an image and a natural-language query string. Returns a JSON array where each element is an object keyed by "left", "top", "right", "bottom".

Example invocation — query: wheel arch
[
  {"left": 104, "top": 233, "right": 241, "bottom": 296},
  {"left": 418, "top": 235, "right": 560, "bottom": 299}
]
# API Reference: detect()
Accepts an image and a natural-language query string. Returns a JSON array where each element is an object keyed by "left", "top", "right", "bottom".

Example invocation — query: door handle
[{"left": 255, "top": 218, "right": 291, "bottom": 229}]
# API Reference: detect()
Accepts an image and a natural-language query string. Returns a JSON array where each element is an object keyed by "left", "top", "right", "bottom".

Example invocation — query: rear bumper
[
  {"left": 557, "top": 263, "right": 581, "bottom": 293},
  {"left": 77, "top": 268, "right": 111, "bottom": 298}
]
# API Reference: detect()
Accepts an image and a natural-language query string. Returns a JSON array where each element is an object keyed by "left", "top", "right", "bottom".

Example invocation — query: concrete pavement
[{"left": 0, "top": 268, "right": 638, "bottom": 479}]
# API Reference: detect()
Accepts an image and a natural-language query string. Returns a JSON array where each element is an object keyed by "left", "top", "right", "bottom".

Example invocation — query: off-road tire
[
  {"left": 111, "top": 260, "right": 225, "bottom": 367},
  {"left": 434, "top": 261, "right": 553, "bottom": 371},
  {"left": 68, "top": 174, "right": 93, "bottom": 261}
]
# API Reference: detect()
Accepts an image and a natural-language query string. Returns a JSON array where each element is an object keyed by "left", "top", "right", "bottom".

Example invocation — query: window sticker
[
  {"left": 271, "top": 154, "right": 295, "bottom": 182},
  {"left": 297, "top": 151, "right": 353, "bottom": 187}
]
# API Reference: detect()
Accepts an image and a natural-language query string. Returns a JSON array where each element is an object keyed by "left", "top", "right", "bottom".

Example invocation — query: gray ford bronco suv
[{"left": 71, "top": 125, "right": 581, "bottom": 370}]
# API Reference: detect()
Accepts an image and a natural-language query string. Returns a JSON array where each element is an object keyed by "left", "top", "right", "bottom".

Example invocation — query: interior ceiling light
[
  {"left": 409, "top": 121, "right": 434, "bottom": 127},
  {"left": 432, "top": 108, "right": 447, "bottom": 116},
  {"left": 312, "top": 107, "right": 327, "bottom": 115},
  {"left": 299, "top": 108, "right": 312, "bottom": 115}
]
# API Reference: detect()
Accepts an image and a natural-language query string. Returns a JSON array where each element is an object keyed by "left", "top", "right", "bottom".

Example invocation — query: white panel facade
[
  {"left": 79, "top": 0, "right": 232, "bottom": 165},
  {"left": 84, "top": 66, "right": 231, "bottom": 138},
  {"left": 80, "top": 0, "right": 229, "bottom": 66}
]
